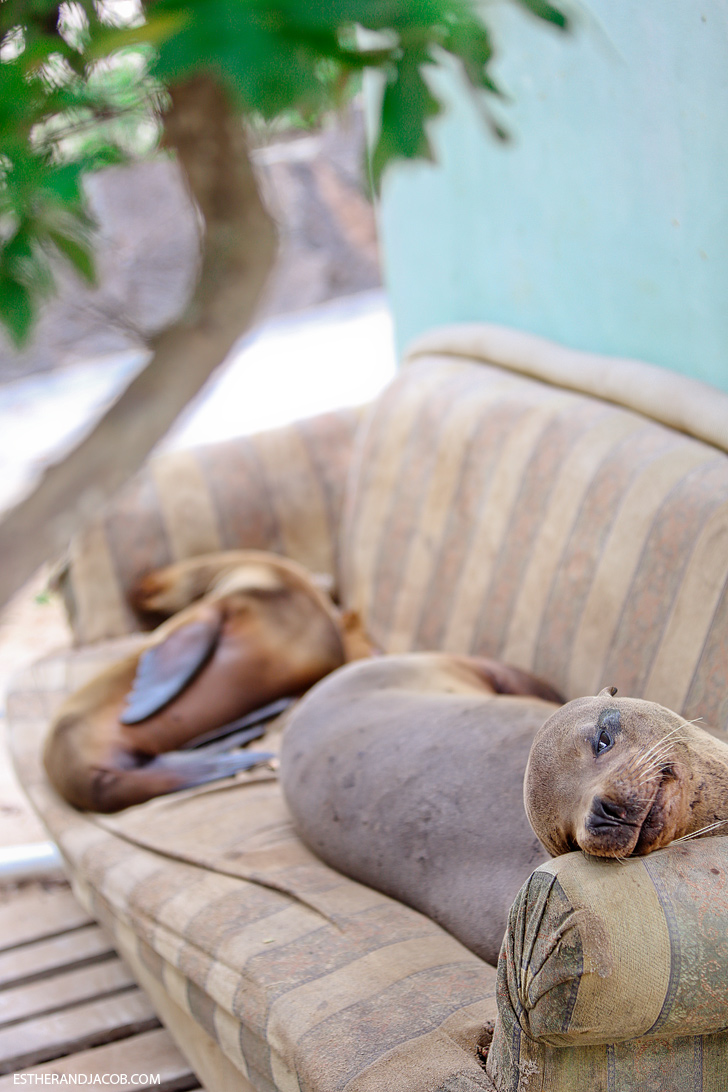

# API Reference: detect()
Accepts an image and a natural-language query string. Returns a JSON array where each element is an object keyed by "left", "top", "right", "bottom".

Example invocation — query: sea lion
[
  {"left": 128, "top": 550, "right": 335, "bottom": 624},
  {"left": 281, "top": 658, "right": 728, "bottom": 966},
  {"left": 280, "top": 652, "right": 563, "bottom": 966},
  {"left": 45, "top": 552, "right": 373, "bottom": 813},
  {"left": 129, "top": 549, "right": 374, "bottom": 662},
  {"left": 525, "top": 686, "right": 728, "bottom": 859}
]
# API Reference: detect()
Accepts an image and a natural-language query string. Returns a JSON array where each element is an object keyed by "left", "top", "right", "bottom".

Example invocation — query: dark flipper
[
  {"left": 142, "top": 748, "right": 275, "bottom": 786},
  {"left": 92, "top": 748, "right": 275, "bottom": 812},
  {"left": 183, "top": 696, "right": 295, "bottom": 751},
  {"left": 120, "top": 613, "right": 222, "bottom": 724}
]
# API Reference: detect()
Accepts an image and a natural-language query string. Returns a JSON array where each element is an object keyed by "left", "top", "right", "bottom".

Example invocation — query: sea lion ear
[
  {"left": 120, "top": 608, "right": 223, "bottom": 724},
  {"left": 598, "top": 685, "right": 618, "bottom": 698}
]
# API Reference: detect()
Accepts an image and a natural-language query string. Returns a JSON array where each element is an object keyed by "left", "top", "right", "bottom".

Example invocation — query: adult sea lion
[
  {"left": 525, "top": 687, "right": 728, "bottom": 859},
  {"left": 280, "top": 658, "right": 728, "bottom": 966},
  {"left": 45, "top": 552, "right": 373, "bottom": 813},
  {"left": 280, "top": 652, "right": 563, "bottom": 966}
]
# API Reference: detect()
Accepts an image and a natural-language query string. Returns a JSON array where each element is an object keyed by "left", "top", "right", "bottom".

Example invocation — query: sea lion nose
[{"left": 588, "top": 796, "right": 628, "bottom": 829}]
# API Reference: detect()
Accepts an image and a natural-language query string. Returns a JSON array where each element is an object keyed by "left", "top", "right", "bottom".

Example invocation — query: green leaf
[
  {"left": 47, "top": 227, "right": 95, "bottom": 282},
  {"left": 257, "top": 0, "right": 453, "bottom": 34},
  {"left": 370, "top": 51, "right": 442, "bottom": 190},
  {"left": 442, "top": 18, "right": 501, "bottom": 95},
  {"left": 2, "top": 223, "right": 35, "bottom": 270},
  {"left": 39, "top": 161, "right": 84, "bottom": 205},
  {"left": 84, "top": 12, "right": 187, "bottom": 63},
  {"left": 153, "top": 0, "right": 325, "bottom": 117},
  {"left": 0, "top": 273, "right": 34, "bottom": 345},
  {"left": 513, "top": 0, "right": 568, "bottom": 29}
]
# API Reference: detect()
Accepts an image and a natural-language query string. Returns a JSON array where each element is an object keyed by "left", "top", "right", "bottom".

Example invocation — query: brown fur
[
  {"left": 45, "top": 552, "right": 375, "bottom": 813},
  {"left": 280, "top": 651, "right": 562, "bottom": 966},
  {"left": 525, "top": 688, "right": 728, "bottom": 858},
  {"left": 281, "top": 665, "right": 728, "bottom": 963}
]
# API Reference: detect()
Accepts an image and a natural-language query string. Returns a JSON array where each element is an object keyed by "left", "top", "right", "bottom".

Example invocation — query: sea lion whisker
[
  {"left": 633, "top": 747, "right": 676, "bottom": 777},
  {"left": 634, "top": 724, "right": 686, "bottom": 766},
  {"left": 629, "top": 749, "right": 676, "bottom": 782},
  {"left": 631, "top": 743, "right": 676, "bottom": 771},
  {"left": 629, "top": 753, "right": 667, "bottom": 778},
  {"left": 671, "top": 819, "right": 728, "bottom": 844},
  {"left": 629, "top": 746, "right": 681, "bottom": 779}
]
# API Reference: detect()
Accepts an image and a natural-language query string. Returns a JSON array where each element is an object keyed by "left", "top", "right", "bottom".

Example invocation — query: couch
[{"left": 8, "top": 323, "right": 728, "bottom": 1092}]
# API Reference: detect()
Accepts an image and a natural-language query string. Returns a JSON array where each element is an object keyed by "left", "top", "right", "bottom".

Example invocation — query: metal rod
[{"left": 0, "top": 841, "right": 65, "bottom": 884}]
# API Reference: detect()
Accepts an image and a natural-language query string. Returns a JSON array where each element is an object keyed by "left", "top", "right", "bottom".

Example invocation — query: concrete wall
[{"left": 376, "top": 1, "right": 728, "bottom": 391}]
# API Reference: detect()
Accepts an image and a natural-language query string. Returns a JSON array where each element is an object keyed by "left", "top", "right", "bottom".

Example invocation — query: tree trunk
[{"left": 0, "top": 76, "right": 277, "bottom": 610}]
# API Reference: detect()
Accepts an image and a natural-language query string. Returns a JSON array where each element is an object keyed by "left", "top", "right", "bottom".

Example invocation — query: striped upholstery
[
  {"left": 488, "top": 841, "right": 728, "bottom": 1090},
  {"left": 341, "top": 355, "right": 728, "bottom": 731},
  {"left": 57, "top": 407, "right": 364, "bottom": 644},
  {"left": 8, "top": 647, "right": 498, "bottom": 1092}
]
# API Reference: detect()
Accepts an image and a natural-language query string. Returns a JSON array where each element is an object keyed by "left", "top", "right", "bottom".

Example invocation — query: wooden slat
[
  {"left": 0, "top": 924, "right": 113, "bottom": 990},
  {"left": 0, "top": 1028, "right": 200, "bottom": 1092},
  {"left": 0, "top": 887, "right": 92, "bottom": 952},
  {"left": 0, "top": 957, "right": 135, "bottom": 1027},
  {"left": 0, "top": 987, "right": 160, "bottom": 1073}
]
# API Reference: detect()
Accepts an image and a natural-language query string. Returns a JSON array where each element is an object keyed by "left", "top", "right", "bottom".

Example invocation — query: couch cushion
[
  {"left": 340, "top": 354, "right": 728, "bottom": 731},
  {"left": 8, "top": 646, "right": 499, "bottom": 1092},
  {"left": 56, "top": 407, "right": 364, "bottom": 644}
]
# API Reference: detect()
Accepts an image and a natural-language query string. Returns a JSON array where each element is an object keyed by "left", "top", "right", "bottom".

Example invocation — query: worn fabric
[
  {"left": 56, "top": 407, "right": 364, "bottom": 644},
  {"left": 405, "top": 323, "right": 728, "bottom": 454},
  {"left": 341, "top": 356, "right": 728, "bottom": 732},
  {"left": 487, "top": 842, "right": 728, "bottom": 1090},
  {"left": 8, "top": 647, "right": 497, "bottom": 1092}
]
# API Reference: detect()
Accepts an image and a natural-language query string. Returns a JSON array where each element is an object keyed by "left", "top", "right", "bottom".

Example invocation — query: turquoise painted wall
[{"left": 376, "top": 1, "right": 728, "bottom": 392}]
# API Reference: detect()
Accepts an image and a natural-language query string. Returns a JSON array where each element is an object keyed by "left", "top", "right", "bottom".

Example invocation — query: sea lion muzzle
[{"left": 525, "top": 688, "right": 728, "bottom": 859}]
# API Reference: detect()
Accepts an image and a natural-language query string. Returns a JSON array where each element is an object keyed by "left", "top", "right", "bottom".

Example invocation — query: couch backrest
[
  {"left": 58, "top": 407, "right": 363, "bottom": 644},
  {"left": 340, "top": 343, "right": 728, "bottom": 732}
]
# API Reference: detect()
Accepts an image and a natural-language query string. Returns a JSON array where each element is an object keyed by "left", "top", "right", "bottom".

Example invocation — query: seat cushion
[
  {"left": 340, "top": 354, "right": 728, "bottom": 731},
  {"left": 8, "top": 645, "right": 499, "bottom": 1092}
]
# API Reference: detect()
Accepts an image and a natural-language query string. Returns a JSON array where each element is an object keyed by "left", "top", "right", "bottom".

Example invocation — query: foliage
[{"left": 0, "top": 0, "right": 567, "bottom": 346}]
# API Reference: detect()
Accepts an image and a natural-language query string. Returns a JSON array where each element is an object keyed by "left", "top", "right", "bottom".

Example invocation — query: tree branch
[{"left": 0, "top": 75, "right": 277, "bottom": 610}]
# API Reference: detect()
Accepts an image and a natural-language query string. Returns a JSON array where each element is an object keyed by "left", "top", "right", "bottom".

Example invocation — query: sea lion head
[{"left": 524, "top": 687, "right": 700, "bottom": 859}]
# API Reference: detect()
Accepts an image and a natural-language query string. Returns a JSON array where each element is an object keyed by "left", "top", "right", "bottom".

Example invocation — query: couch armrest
[
  {"left": 487, "top": 837, "right": 728, "bottom": 1090},
  {"left": 55, "top": 406, "right": 364, "bottom": 644}
]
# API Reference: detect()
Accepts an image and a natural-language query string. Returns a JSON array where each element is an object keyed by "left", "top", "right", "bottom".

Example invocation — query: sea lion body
[
  {"left": 281, "top": 659, "right": 728, "bottom": 965},
  {"left": 525, "top": 690, "right": 728, "bottom": 859},
  {"left": 280, "top": 652, "right": 562, "bottom": 966},
  {"left": 45, "top": 552, "right": 371, "bottom": 813}
]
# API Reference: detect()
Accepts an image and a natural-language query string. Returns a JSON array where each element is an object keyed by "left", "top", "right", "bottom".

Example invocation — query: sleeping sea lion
[
  {"left": 280, "top": 652, "right": 563, "bottom": 966},
  {"left": 128, "top": 550, "right": 338, "bottom": 624},
  {"left": 280, "top": 658, "right": 728, "bottom": 965},
  {"left": 45, "top": 552, "right": 373, "bottom": 813},
  {"left": 525, "top": 686, "right": 728, "bottom": 859}
]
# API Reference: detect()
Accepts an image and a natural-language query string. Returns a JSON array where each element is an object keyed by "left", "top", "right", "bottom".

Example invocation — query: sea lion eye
[{"left": 596, "top": 729, "right": 613, "bottom": 755}]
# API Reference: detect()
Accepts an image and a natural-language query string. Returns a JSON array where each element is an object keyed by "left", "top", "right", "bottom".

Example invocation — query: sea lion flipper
[
  {"left": 90, "top": 749, "right": 276, "bottom": 811},
  {"left": 143, "top": 748, "right": 275, "bottom": 783},
  {"left": 120, "top": 612, "right": 222, "bottom": 725}
]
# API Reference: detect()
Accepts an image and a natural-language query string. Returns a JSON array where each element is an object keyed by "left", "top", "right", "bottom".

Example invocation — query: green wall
[{"left": 376, "top": 1, "right": 728, "bottom": 391}]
